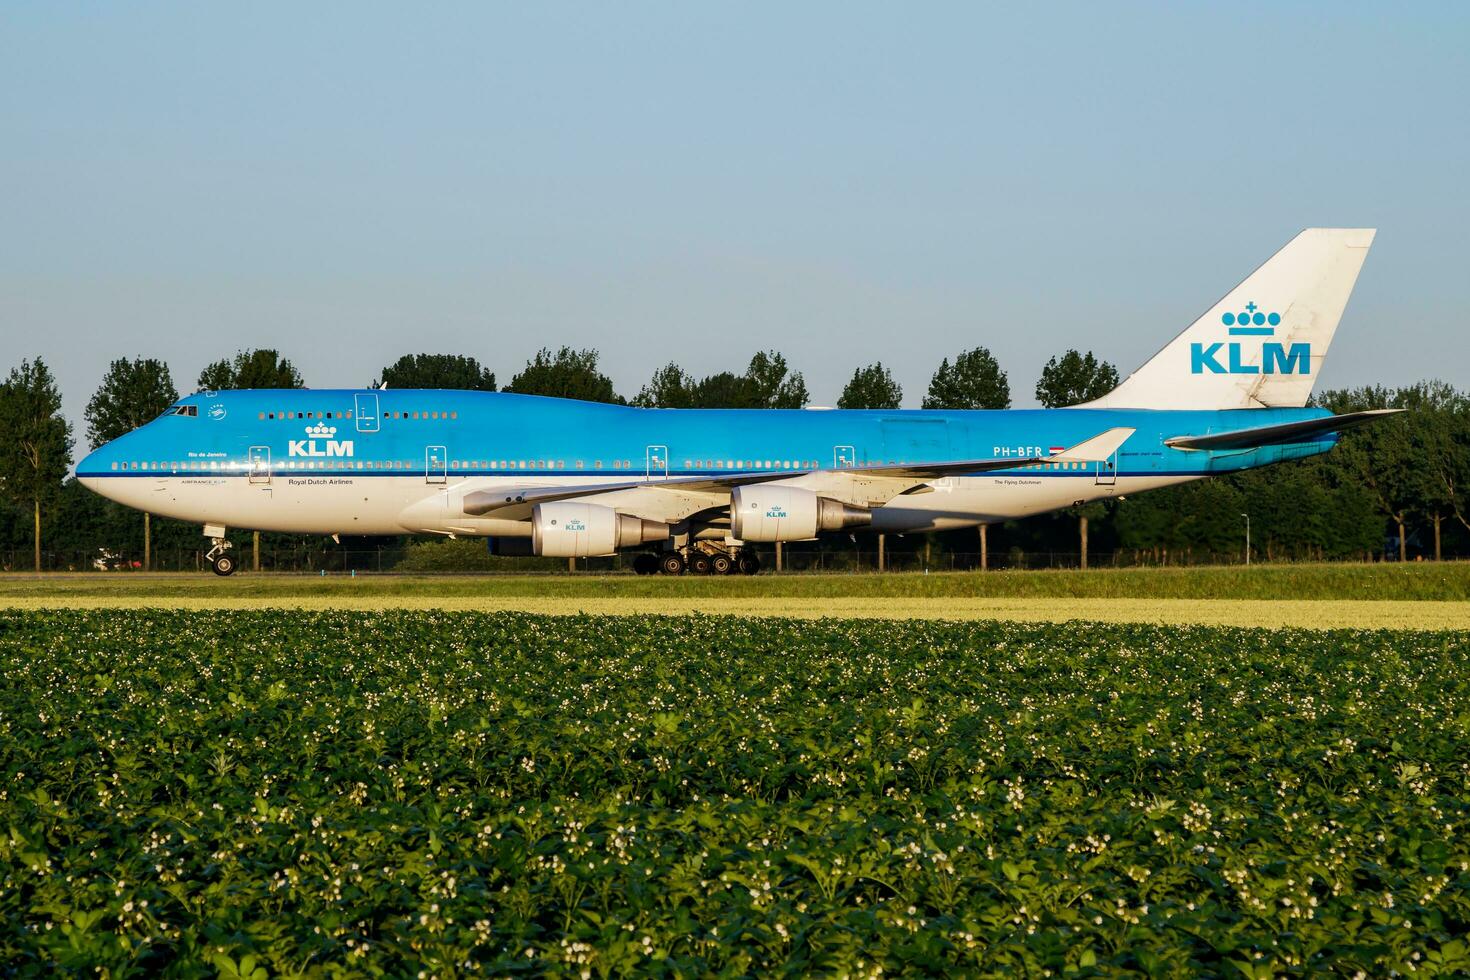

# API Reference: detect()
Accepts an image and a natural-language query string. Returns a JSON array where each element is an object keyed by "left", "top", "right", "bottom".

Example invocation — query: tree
[
  {"left": 85, "top": 357, "right": 180, "bottom": 571},
  {"left": 837, "top": 362, "right": 902, "bottom": 409},
  {"left": 1428, "top": 399, "right": 1470, "bottom": 546},
  {"left": 85, "top": 358, "right": 180, "bottom": 448},
  {"left": 742, "top": 351, "right": 809, "bottom": 409},
  {"left": 688, "top": 352, "right": 810, "bottom": 409},
  {"left": 505, "top": 347, "right": 622, "bottom": 403},
  {"left": 632, "top": 363, "right": 696, "bottom": 408},
  {"left": 922, "top": 347, "right": 1010, "bottom": 410},
  {"left": 689, "top": 372, "right": 751, "bottom": 408},
  {"left": 1034, "top": 350, "right": 1119, "bottom": 408},
  {"left": 1316, "top": 385, "right": 1418, "bottom": 561},
  {"left": 374, "top": 354, "right": 496, "bottom": 391},
  {"left": 1390, "top": 381, "right": 1466, "bottom": 560},
  {"left": 0, "top": 359, "right": 73, "bottom": 570},
  {"left": 198, "top": 349, "right": 304, "bottom": 390}
]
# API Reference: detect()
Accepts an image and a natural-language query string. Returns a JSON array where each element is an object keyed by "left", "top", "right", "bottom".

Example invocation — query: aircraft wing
[
  {"left": 1164, "top": 410, "right": 1401, "bottom": 451},
  {"left": 461, "top": 472, "right": 793, "bottom": 517},
  {"left": 461, "top": 427, "right": 1136, "bottom": 517}
]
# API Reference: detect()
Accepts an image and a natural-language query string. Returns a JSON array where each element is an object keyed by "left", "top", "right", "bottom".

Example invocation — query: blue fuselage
[{"left": 78, "top": 389, "right": 1335, "bottom": 482}]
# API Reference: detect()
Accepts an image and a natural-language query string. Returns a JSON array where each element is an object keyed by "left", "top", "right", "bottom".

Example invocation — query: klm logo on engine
[
  {"left": 289, "top": 423, "right": 354, "bottom": 458},
  {"left": 1191, "top": 302, "right": 1310, "bottom": 375}
]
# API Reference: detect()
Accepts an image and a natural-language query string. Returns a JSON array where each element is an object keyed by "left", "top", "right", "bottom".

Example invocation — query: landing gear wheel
[
  {"left": 632, "top": 553, "right": 659, "bottom": 576},
  {"left": 658, "top": 553, "right": 686, "bottom": 576},
  {"left": 212, "top": 555, "right": 237, "bottom": 577},
  {"left": 737, "top": 553, "right": 762, "bottom": 576},
  {"left": 689, "top": 552, "right": 713, "bottom": 575},
  {"left": 710, "top": 553, "right": 735, "bottom": 575}
]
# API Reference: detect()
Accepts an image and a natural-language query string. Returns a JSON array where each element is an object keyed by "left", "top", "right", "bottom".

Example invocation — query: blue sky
[{"left": 3, "top": 2, "right": 1467, "bottom": 440}]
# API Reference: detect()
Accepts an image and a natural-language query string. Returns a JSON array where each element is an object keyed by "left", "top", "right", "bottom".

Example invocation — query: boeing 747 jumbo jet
[{"left": 79, "top": 228, "right": 1394, "bottom": 575}]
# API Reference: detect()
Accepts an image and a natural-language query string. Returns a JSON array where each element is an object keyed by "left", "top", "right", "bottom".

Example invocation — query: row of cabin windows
[
  {"left": 683, "top": 459, "right": 817, "bottom": 470},
  {"left": 443, "top": 461, "right": 635, "bottom": 473},
  {"left": 257, "top": 410, "right": 460, "bottom": 420},
  {"left": 115, "top": 457, "right": 1097, "bottom": 473},
  {"left": 116, "top": 459, "right": 442, "bottom": 472}
]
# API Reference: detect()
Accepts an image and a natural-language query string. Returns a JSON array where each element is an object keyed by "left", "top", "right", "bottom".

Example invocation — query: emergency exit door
[
  {"left": 248, "top": 446, "right": 271, "bottom": 484},
  {"left": 645, "top": 445, "right": 668, "bottom": 480},
  {"left": 354, "top": 393, "right": 380, "bottom": 433},
  {"left": 426, "top": 446, "right": 447, "bottom": 484}
]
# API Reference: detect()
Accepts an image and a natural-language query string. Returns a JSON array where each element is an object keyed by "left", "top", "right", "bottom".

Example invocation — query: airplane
[{"left": 77, "top": 228, "right": 1396, "bottom": 576}]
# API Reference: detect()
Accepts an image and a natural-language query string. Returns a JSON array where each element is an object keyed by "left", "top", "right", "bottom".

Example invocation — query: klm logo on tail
[{"left": 1191, "top": 302, "right": 1310, "bottom": 376}]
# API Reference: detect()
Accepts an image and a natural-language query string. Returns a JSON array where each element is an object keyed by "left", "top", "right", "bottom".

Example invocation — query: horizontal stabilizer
[{"left": 1164, "top": 409, "right": 1401, "bottom": 451}]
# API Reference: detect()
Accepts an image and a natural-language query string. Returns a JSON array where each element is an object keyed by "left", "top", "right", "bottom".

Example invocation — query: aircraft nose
[{"left": 75, "top": 443, "right": 118, "bottom": 497}]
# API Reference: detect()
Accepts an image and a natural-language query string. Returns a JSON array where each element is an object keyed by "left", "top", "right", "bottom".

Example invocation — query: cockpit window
[{"left": 165, "top": 405, "right": 199, "bottom": 417}]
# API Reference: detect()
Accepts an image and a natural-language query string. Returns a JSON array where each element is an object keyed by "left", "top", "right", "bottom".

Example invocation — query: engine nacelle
[
  {"left": 531, "top": 502, "right": 670, "bottom": 557},
  {"left": 730, "top": 486, "right": 871, "bottom": 542}
]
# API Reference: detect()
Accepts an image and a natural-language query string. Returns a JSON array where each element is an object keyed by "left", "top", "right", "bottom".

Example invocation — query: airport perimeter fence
[{"left": 0, "top": 545, "right": 1421, "bottom": 574}]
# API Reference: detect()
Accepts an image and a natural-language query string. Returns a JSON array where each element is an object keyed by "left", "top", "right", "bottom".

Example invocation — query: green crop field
[
  {"left": 3, "top": 611, "right": 1469, "bottom": 976},
  {"left": 5, "top": 564, "right": 1470, "bottom": 630},
  {"left": 5, "top": 561, "right": 1470, "bottom": 601}
]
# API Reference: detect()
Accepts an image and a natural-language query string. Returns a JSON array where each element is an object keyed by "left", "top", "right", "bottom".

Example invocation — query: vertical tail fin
[{"left": 1081, "top": 228, "right": 1375, "bottom": 410}]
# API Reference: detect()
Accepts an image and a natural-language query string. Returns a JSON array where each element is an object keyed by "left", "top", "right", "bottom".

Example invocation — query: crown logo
[
  {"left": 305, "top": 423, "right": 337, "bottom": 438},
  {"left": 1221, "top": 301, "right": 1280, "bottom": 333}
]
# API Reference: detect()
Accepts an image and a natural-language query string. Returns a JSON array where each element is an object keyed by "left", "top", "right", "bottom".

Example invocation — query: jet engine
[
  {"left": 730, "top": 486, "right": 871, "bottom": 542},
  {"left": 531, "top": 502, "right": 670, "bottom": 557}
]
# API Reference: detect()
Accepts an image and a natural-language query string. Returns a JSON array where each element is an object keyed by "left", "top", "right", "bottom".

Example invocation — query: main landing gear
[
  {"left": 204, "top": 535, "right": 237, "bottom": 576},
  {"left": 632, "top": 547, "right": 762, "bottom": 576}
]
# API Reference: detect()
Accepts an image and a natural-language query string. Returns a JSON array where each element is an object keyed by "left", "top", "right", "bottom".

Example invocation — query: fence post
[
  {"left": 878, "top": 534, "right": 886, "bottom": 572},
  {"left": 979, "top": 524, "right": 988, "bottom": 571}
]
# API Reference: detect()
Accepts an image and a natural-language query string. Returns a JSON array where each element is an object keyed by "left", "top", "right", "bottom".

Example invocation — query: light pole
[{"left": 1240, "top": 513, "right": 1251, "bottom": 566}]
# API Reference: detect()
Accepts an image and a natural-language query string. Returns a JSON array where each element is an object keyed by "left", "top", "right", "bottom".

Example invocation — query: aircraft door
[
  {"left": 1095, "top": 449, "right": 1119, "bottom": 486},
  {"left": 426, "top": 445, "right": 447, "bottom": 484},
  {"left": 645, "top": 445, "right": 668, "bottom": 481},
  {"left": 248, "top": 446, "right": 271, "bottom": 485},
  {"left": 354, "top": 393, "right": 380, "bottom": 433},
  {"left": 833, "top": 445, "right": 856, "bottom": 468}
]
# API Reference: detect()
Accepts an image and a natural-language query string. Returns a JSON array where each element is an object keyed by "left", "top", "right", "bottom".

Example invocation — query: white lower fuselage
[{"left": 79, "top": 470, "right": 1197, "bottom": 538}]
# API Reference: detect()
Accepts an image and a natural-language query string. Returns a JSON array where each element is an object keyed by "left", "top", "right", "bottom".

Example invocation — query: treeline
[{"left": 0, "top": 346, "right": 1465, "bottom": 569}]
